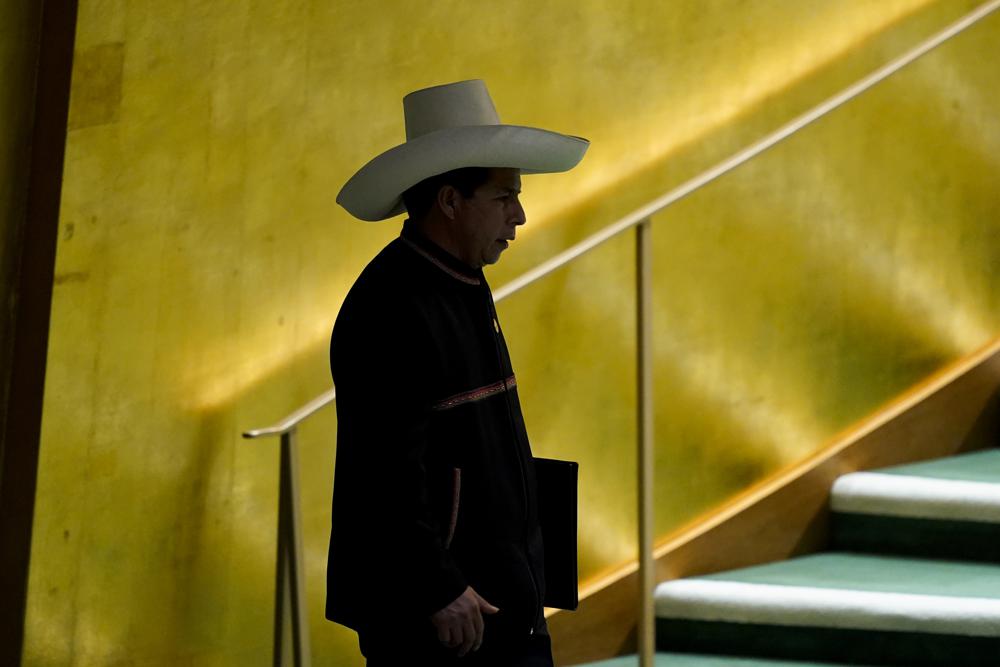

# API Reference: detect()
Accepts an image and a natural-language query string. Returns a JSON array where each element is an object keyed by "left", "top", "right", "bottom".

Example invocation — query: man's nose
[{"left": 512, "top": 200, "right": 526, "bottom": 226}]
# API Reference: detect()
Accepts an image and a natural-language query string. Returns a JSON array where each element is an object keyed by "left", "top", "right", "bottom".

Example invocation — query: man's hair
[{"left": 401, "top": 167, "right": 491, "bottom": 221}]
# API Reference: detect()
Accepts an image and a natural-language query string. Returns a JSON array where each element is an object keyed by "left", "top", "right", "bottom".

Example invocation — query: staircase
[
  {"left": 582, "top": 448, "right": 1000, "bottom": 666},
  {"left": 656, "top": 448, "right": 1000, "bottom": 666}
]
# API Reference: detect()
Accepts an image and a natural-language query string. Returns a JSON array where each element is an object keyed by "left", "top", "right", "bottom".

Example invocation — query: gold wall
[{"left": 24, "top": 0, "right": 1000, "bottom": 664}]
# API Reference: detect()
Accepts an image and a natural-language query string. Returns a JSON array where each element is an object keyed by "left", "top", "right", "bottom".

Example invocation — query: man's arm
[{"left": 332, "top": 293, "right": 495, "bottom": 627}]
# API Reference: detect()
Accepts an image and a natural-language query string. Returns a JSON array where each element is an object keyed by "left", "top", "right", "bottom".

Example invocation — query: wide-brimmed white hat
[{"left": 337, "top": 79, "right": 589, "bottom": 221}]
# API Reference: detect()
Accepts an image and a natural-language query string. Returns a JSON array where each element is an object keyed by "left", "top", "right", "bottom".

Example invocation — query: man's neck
[{"left": 409, "top": 217, "right": 479, "bottom": 269}]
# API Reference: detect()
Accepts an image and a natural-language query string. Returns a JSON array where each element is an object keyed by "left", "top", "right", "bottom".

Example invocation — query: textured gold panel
[
  {"left": 24, "top": 0, "right": 1000, "bottom": 665},
  {"left": 67, "top": 43, "right": 124, "bottom": 130}
]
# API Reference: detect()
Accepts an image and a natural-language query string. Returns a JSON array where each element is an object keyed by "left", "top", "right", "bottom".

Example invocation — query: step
[
  {"left": 578, "top": 653, "right": 871, "bottom": 666},
  {"left": 831, "top": 449, "right": 1000, "bottom": 561},
  {"left": 655, "top": 552, "right": 1000, "bottom": 666}
]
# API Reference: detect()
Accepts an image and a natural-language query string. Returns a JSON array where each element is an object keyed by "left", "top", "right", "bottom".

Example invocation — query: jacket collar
[{"left": 400, "top": 221, "right": 483, "bottom": 286}]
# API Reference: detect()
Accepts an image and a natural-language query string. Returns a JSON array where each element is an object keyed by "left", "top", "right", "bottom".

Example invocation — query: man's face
[{"left": 452, "top": 168, "right": 525, "bottom": 268}]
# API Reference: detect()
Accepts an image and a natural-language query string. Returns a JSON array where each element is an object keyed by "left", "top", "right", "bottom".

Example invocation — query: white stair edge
[
  {"left": 655, "top": 579, "right": 1000, "bottom": 637},
  {"left": 830, "top": 472, "right": 1000, "bottom": 523}
]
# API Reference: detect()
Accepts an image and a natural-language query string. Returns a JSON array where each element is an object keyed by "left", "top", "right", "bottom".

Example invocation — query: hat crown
[{"left": 403, "top": 79, "right": 501, "bottom": 141}]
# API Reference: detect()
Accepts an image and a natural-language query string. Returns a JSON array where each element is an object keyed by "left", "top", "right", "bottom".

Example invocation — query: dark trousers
[{"left": 360, "top": 617, "right": 553, "bottom": 666}]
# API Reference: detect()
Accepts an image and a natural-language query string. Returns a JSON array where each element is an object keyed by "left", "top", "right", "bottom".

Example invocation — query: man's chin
[{"left": 483, "top": 251, "right": 504, "bottom": 266}]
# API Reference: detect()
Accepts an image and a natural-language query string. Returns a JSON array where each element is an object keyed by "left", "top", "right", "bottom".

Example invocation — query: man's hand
[{"left": 430, "top": 586, "right": 500, "bottom": 657}]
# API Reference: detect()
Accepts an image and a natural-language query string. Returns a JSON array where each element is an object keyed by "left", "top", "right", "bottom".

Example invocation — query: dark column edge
[{"left": 0, "top": 0, "right": 79, "bottom": 663}]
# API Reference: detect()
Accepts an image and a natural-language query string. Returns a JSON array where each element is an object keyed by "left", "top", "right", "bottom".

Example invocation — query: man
[{"left": 328, "top": 80, "right": 588, "bottom": 665}]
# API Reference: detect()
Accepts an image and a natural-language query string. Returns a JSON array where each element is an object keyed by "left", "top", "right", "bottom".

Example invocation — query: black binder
[{"left": 533, "top": 457, "right": 579, "bottom": 610}]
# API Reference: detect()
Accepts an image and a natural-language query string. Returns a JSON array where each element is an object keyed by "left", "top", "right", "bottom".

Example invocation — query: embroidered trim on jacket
[
  {"left": 432, "top": 375, "right": 516, "bottom": 411},
  {"left": 401, "top": 237, "right": 481, "bottom": 286}
]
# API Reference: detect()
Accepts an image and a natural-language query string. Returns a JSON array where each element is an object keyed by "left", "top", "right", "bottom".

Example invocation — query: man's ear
[{"left": 436, "top": 184, "right": 460, "bottom": 220}]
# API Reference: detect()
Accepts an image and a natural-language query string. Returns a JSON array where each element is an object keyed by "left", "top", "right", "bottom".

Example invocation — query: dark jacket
[{"left": 326, "top": 222, "right": 546, "bottom": 640}]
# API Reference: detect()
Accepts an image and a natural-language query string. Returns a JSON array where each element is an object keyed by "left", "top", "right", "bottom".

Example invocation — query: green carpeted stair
[
  {"left": 831, "top": 449, "right": 1000, "bottom": 562},
  {"left": 582, "top": 653, "right": 873, "bottom": 666},
  {"left": 636, "top": 449, "right": 1000, "bottom": 667}
]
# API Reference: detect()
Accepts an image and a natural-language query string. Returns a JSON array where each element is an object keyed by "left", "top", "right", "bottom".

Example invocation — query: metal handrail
[
  {"left": 242, "top": 3, "right": 1000, "bottom": 665},
  {"left": 244, "top": 388, "right": 338, "bottom": 439},
  {"left": 243, "top": 0, "right": 1000, "bottom": 439}
]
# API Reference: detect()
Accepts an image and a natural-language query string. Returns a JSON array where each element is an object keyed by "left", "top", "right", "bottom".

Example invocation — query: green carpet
[
  {"left": 831, "top": 513, "right": 1000, "bottom": 562},
  {"left": 650, "top": 448, "right": 1000, "bottom": 665},
  {"left": 656, "top": 619, "right": 1000, "bottom": 666},
  {"left": 877, "top": 449, "right": 1000, "bottom": 483},
  {"left": 695, "top": 552, "right": 1000, "bottom": 599},
  {"left": 830, "top": 449, "right": 1000, "bottom": 560},
  {"left": 579, "top": 653, "right": 870, "bottom": 666}
]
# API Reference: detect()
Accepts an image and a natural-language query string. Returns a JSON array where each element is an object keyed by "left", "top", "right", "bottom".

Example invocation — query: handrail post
[
  {"left": 636, "top": 219, "right": 655, "bottom": 666},
  {"left": 273, "top": 427, "right": 312, "bottom": 667}
]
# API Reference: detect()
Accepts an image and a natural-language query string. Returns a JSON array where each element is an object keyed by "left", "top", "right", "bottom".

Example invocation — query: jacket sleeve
[{"left": 331, "top": 291, "right": 467, "bottom": 619}]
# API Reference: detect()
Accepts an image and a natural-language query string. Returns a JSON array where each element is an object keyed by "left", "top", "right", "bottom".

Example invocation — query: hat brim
[{"left": 337, "top": 124, "right": 589, "bottom": 222}]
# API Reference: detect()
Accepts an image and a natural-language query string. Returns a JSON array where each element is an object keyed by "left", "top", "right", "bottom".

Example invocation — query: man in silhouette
[{"left": 327, "top": 80, "right": 587, "bottom": 665}]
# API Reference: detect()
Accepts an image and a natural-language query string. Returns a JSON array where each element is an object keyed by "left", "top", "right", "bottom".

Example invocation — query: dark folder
[{"left": 533, "top": 457, "right": 579, "bottom": 610}]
